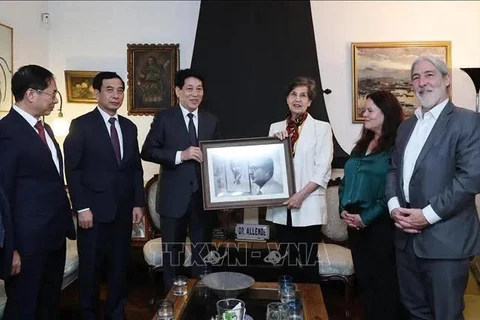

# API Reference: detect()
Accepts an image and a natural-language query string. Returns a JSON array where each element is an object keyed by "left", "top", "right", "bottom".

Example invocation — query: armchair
[
  {"left": 317, "top": 177, "right": 355, "bottom": 319},
  {"left": 142, "top": 174, "right": 192, "bottom": 304}
]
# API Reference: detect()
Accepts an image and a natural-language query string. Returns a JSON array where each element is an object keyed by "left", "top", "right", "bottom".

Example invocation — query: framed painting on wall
[
  {"left": 64, "top": 70, "right": 100, "bottom": 103},
  {"left": 200, "top": 137, "right": 296, "bottom": 210},
  {"left": 0, "top": 22, "right": 13, "bottom": 114},
  {"left": 351, "top": 41, "right": 451, "bottom": 123},
  {"left": 127, "top": 43, "right": 180, "bottom": 115}
]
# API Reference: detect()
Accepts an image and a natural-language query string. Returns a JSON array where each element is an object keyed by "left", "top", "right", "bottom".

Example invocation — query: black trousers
[
  {"left": 160, "top": 191, "right": 214, "bottom": 290},
  {"left": 273, "top": 210, "right": 322, "bottom": 281},
  {"left": 4, "top": 242, "right": 66, "bottom": 320},
  {"left": 348, "top": 214, "right": 407, "bottom": 320},
  {"left": 77, "top": 215, "right": 132, "bottom": 320}
]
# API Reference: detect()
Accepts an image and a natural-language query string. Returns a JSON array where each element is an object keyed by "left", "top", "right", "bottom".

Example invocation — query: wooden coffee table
[{"left": 152, "top": 279, "right": 329, "bottom": 320}]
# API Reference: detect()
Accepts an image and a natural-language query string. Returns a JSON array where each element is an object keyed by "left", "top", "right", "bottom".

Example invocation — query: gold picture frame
[
  {"left": 0, "top": 22, "right": 13, "bottom": 114},
  {"left": 127, "top": 43, "right": 180, "bottom": 116},
  {"left": 351, "top": 41, "right": 452, "bottom": 123},
  {"left": 64, "top": 70, "right": 100, "bottom": 103}
]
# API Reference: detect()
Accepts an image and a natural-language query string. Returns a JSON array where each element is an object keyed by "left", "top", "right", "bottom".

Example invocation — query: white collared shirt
[
  {"left": 13, "top": 105, "right": 60, "bottom": 174},
  {"left": 175, "top": 104, "right": 199, "bottom": 165},
  {"left": 388, "top": 98, "right": 449, "bottom": 224},
  {"left": 97, "top": 106, "right": 124, "bottom": 159}
]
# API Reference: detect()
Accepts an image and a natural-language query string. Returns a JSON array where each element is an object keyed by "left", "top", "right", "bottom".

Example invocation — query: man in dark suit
[
  {"left": 0, "top": 64, "right": 76, "bottom": 320},
  {"left": 141, "top": 68, "right": 220, "bottom": 290},
  {"left": 64, "top": 72, "right": 145, "bottom": 320},
  {"left": 386, "top": 56, "right": 480, "bottom": 320}
]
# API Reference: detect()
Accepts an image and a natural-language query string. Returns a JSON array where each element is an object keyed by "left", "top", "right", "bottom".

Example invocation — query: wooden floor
[{"left": 59, "top": 247, "right": 365, "bottom": 320}]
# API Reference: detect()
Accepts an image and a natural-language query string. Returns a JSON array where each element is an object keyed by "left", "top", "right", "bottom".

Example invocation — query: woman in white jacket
[{"left": 267, "top": 76, "right": 333, "bottom": 279}]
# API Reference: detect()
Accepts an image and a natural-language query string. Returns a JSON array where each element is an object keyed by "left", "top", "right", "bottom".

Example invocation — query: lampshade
[
  {"left": 50, "top": 90, "right": 69, "bottom": 136},
  {"left": 51, "top": 117, "right": 69, "bottom": 137}
]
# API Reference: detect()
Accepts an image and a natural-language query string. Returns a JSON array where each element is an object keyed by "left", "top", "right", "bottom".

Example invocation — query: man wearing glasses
[{"left": 0, "top": 64, "right": 76, "bottom": 320}]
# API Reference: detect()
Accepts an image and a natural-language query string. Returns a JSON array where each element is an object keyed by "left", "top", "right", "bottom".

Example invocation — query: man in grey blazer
[{"left": 385, "top": 55, "right": 480, "bottom": 320}]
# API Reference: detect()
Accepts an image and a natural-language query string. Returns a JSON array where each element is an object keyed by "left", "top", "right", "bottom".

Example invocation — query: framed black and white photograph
[{"left": 200, "top": 137, "right": 295, "bottom": 210}]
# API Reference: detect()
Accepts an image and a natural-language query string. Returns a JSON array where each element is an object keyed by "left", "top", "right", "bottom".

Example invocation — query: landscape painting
[{"left": 351, "top": 41, "right": 451, "bottom": 123}]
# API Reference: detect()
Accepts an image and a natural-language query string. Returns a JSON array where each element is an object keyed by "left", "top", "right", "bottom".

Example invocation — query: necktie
[
  {"left": 108, "top": 117, "right": 121, "bottom": 164},
  {"left": 187, "top": 113, "right": 200, "bottom": 191},
  {"left": 35, "top": 120, "right": 48, "bottom": 146},
  {"left": 187, "top": 113, "right": 198, "bottom": 147}
]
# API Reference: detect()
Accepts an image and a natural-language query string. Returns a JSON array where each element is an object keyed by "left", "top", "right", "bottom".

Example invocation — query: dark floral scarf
[{"left": 285, "top": 112, "right": 308, "bottom": 157}]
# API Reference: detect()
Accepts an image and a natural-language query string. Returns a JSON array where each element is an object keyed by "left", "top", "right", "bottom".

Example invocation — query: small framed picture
[
  {"left": 200, "top": 137, "right": 295, "bottom": 210},
  {"left": 131, "top": 215, "right": 150, "bottom": 247},
  {"left": 64, "top": 70, "right": 100, "bottom": 103}
]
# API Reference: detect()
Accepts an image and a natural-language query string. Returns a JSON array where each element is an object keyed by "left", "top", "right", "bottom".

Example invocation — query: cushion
[
  {"left": 64, "top": 238, "right": 79, "bottom": 277},
  {"left": 143, "top": 237, "right": 192, "bottom": 267},
  {"left": 146, "top": 177, "right": 161, "bottom": 231},
  {"left": 322, "top": 185, "right": 348, "bottom": 242},
  {"left": 317, "top": 242, "right": 354, "bottom": 276}
]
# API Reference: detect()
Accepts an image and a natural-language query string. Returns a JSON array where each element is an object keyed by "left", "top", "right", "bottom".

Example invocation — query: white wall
[
  {"left": 0, "top": 1, "right": 49, "bottom": 73},
  {"left": 312, "top": 1, "right": 480, "bottom": 153},
  {"left": 2, "top": 1, "right": 480, "bottom": 182},
  {"left": 45, "top": 1, "right": 201, "bottom": 180}
]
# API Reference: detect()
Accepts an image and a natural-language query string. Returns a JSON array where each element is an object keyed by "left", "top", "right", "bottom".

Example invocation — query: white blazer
[{"left": 266, "top": 114, "right": 333, "bottom": 227}]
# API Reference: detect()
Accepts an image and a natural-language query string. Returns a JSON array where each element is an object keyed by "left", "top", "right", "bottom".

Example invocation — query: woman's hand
[
  {"left": 273, "top": 131, "right": 289, "bottom": 140},
  {"left": 283, "top": 192, "right": 306, "bottom": 209},
  {"left": 340, "top": 211, "right": 365, "bottom": 230}
]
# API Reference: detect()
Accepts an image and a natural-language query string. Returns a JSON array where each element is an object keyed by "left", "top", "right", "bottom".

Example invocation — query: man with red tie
[
  {"left": 0, "top": 65, "right": 76, "bottom": 320},
  {"left": 64, "top": 72, "right": 145, "bottom": 320}
]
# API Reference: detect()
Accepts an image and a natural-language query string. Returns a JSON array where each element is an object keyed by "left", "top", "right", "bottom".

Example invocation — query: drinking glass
[
  {"left": 287, "top": 299, "right": 303, "bottom": 320},
  {"left": 280, "top": 284, "right": 296, "bottom": 304},
  {"left": 156, "top": 299, "right": 174, "bottom": 320},
  {"left": 172, "top": 275, "right": 188, "bottom": 296},
  {"left": 216, "top": 298, "right": 245, "bottom": 320},
  {"left": 277, "top": 275, "right": 293, "bottom": 295},
  {"left": 266, "top": 302, "right": 290, "bottom": 320}
]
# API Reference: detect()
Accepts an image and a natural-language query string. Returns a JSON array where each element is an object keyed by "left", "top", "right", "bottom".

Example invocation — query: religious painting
[
  {"left": 351, "top": 41, "right": 451, "bottom": 123},
  {"left": 127, "top": 43, "right": 179, "bottom": 115}
]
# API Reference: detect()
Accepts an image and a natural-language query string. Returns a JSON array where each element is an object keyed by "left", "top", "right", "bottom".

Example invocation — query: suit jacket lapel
[
  {"left": 93, "top": 108, "right": 119, "bottom": 166},
  {"left": 118, "top": 116, "right": 130, "bottom": 165},
  {"left": 411, "top": 102, "right": 453, "bottom": 178},
  {"left": 198, "top": 111, "right": 207, "bottom": 142},
  {"left": 397, "top": 117, "right": 417, "bottom": 201},
  {"left": 9, "top": 109, "right": 61, "bottom": 177},
  {"left": 174, "top": 105, "right": 191, "bottom": 145},
  {"left": 44, "top": 124, "right": 64, "bottom": 177}
]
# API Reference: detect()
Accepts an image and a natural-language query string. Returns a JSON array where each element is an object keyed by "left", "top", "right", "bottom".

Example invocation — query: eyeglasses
[{"left": 35, "top": 89, "right": 60, "bottom": 100}]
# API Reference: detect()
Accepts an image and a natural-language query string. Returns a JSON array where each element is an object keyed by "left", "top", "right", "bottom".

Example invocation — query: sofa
[{"left": 0, "top": 226, "right": 79, "bottom": 318}]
